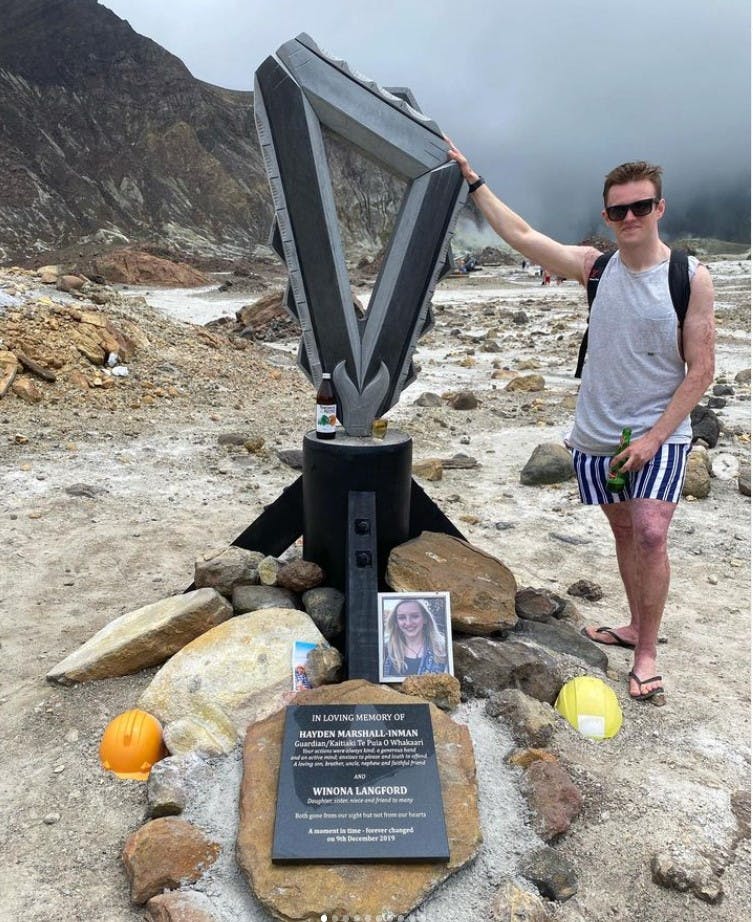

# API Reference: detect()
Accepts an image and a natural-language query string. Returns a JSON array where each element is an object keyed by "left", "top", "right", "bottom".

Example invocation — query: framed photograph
[{"left": 377, "top": 591, "right": 454, "bottom": 683}]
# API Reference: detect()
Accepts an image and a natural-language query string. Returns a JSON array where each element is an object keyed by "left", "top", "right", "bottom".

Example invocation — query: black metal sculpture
[
  {"left": 196, "top": 36, "right": 468, "bottom": 681},
  {"left": 254, "top": 33, "right": 467, "bottom": 435}
]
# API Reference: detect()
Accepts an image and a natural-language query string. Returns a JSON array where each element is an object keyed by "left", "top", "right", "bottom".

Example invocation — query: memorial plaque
[{"left": 272, "top": 703, "right": 450, "bottom": 862}]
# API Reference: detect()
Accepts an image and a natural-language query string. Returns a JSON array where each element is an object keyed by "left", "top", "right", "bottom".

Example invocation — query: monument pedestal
[{"left": 302, "top": 429, "right": 412, "bottom": 592}]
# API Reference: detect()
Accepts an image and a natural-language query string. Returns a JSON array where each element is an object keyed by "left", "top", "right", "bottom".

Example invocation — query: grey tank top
[{"left": 568, "top": 251, "right": 698, "bottom": 454}]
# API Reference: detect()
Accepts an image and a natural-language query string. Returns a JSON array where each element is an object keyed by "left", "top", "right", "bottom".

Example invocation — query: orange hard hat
[{"left": 99, "top": 709, "right": 167, "bottom": 780}]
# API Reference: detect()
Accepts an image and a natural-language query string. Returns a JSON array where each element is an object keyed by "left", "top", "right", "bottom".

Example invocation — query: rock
[
  {"left": 650, "top": 845, "right": 723, "bottom": 904},
  {"left": 691, "top": 405, "right": 720, "bottom": 448},
  {"left": 413, "top": 458, "right": 443, "bottom": 480},
  {"left": 276, "top": 449, "right": 304, "bottom": 469},
  {"left": 232, "top": 584, "right": 300, "bottom": 614},
  {"left": 512, "top": 619, "right": 608, "bottom": 672},
  {"left": 683, "top": 449, "right": 712, "bottom": 498},
  {"left": 441, "top": 453, "right": 479, "bottom": 469},
  {"left": 712, "top": 383, "right": 734, "bottom": 396},
  {"left": 145, "top": 890, "right": 218, "bottom": 921},
  {"left": 146, "top": 753, "right": 205, "bottom": 818},
  {"left": 453, "top": 637, "right": 564, "bottom": 703},
  {"left": 237, "top": 680, "right": 481, "bottom": 922},
  {"left": 734, "top": 368, "right": 750, "bottom": 385},
  {"left": 515, "top": 587, "right": 561, "bottom": 622},
  {"left": 386, "top": 531, "right": 518, "bottom": 635},
  {"left": 16, "top": 350, "right": 56, "bottom": 381},
  {"left": 46, "top": 588, "right": 232, "bottom": 685},
  {"left": 11, "top": 377, "right": 43, "bottom": 402},
  {"left": 506, "top": 374, "right": 545, "bottom": 392},
  {"left": 64, "top": 482, "right": 106, "bottom": 498},
  {"left": 121, "top": 817, "right": 220, "bottom": 904},
  {"left": 489, "top": 877, "right": 552, "bottom": 922},
  {"left": 521, "top": 760, "right": 583, "bottom": 841},
  {"left": 449, "top": 389, "right": 479, "bottom": 410},
  {"left": 567, "top": 579, "right": 603, "bottom": 602},
  {"left": 739, "top": 463, "right": 751, "bottom": 497},
  {"left": 217, "top": 431, "right": 250, "bottom": 446},
  {"left": 707, "top": 396, "right": 726, "bottom": 409},
  {"left": 711, "top": 452, "right": 739, "bottom": 480},
  {"left": 486, "top": 688, "right": 557, "bottom": 748},
  {"left": 138, "top": 609, "right": 330, "bottom": 755},
  {"left": 414, "top": 391, "right": 443, "bottom": 407},
  {"left": 194, "top": 546, "right": 265, "bottom": 597},
  {"left": 276, "top": 559, "right": 325, "bottom": 592},
  {"left": 399, "top": 673, "right": 461, "bottom": 710},
  {"left": 88, "top": 249, "right": 209, "bottom": 287},
  {"left": 731, "top": 788, "right": 751, "bottom": 841},
  {"left": 38, "top": 265, "right": 60, "bottom": 284},
  {"left": 0, "top": 350, "right": 19, "bottom": 397},
  {"left": 520, "top": 845, "right": 578, "bottom": 901},
  {"left": 257, "top": 555, "right": 280, "bottom": 586},
  {"left": 512, "top": 310, "right": 529, "bottom": 324},
  {"left": 302, "top": 643, "right": 343, "bottom": 686},
  {"left": 301, "top": 587, "right": 345, "bottom": 640},
  {"left": 507, "top": 748, "right": 559, "bottom": 769},
  {"left": 57, "top": 274, "right": 86, "bottom": 293},
  {"left": 520, "top": 443, "right": 574, "bottom": 485}
]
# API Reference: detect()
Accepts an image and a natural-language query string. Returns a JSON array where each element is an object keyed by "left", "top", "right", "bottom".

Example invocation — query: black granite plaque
[{"left": 271, "top": 703, "right": 450, "bottom": 862}]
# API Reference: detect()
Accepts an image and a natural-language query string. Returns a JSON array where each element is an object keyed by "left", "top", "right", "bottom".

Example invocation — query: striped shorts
[{"left": 571, "top": 443, "right": 691, "bottom": 505}]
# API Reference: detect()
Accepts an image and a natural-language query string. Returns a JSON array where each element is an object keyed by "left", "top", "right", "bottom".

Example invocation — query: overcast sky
[{"left": 101, "top": 0, "right": 750, "bottom": 242}]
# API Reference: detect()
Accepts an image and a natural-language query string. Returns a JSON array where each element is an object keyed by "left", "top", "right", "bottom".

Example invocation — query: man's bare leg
[{"left": 599, "top": 499, "right": 677, "bottom": 695}]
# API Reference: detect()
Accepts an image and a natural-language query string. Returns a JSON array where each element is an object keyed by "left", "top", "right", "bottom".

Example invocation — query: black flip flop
[
  {"left": 628, "top": 669, "right": 665, "bottom": 700},
  {"left": 581, "top": 625, "right": 636, "bottom": 649}
]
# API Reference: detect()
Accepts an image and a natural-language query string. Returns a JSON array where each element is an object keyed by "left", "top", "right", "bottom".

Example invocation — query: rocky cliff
[{"left": 0, "top": 0, "right": 402, "bottom": 265}]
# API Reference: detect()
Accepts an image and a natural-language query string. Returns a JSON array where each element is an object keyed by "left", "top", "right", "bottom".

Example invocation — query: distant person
[
  {"left": 541, "top": 270, "right": 551, "bottom": 285},
  {"left": 382, "top": 599, "right": 448, "bottom": 677},
  {"left": 446, "top": 141, "right": 715, "bottom": 703}
]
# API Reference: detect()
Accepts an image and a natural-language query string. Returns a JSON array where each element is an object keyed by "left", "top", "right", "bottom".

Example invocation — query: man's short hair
[{"left": 603, "top": 161, "right": 663, "bottom": 204}]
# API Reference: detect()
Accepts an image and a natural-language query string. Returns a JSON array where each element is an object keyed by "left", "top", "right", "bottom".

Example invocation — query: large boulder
[
  {"left": 520, "top": 443, "right": 574, "bottom": 486},
  {"left": 121, "top": 817, "right": 220, "bottom": 905},
  {"left": 46, "top": 589, "right": 232, "bottom": 685},
  {"left": 386, "top": 531, "right": 517, "bottom": 635},
  {"left": 138, "top": 608, "right": 334, "bottom": 755},
  {"left": 453, "top": 636, "right": 564, "bottom": 703},
  {"left": 237, "top": 679, "right": 481, "bottom": 922}
]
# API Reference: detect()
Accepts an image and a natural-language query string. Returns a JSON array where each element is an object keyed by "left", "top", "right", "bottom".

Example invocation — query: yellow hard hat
[
  {"left": 555, "top": 675, "right": 623, "bottom": 740},
  {"left": 99, "top": 709, "right": 167, "bottom": 780}
]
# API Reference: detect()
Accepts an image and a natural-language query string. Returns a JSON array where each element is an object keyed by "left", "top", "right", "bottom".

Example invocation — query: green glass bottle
[{"left": 606, "top": 427, "right": 632, "bottom": 491}]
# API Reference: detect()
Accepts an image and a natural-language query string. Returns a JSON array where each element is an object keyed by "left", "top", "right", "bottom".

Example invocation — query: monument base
[{"left": 302, "top": 429, "right": 412, "bottom": 592}]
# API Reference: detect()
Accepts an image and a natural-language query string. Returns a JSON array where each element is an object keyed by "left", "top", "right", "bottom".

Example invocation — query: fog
[{"left": 101, "top": 0, "right": 751, "bottom": 242}]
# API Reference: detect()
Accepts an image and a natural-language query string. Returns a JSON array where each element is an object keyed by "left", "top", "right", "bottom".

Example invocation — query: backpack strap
[
  {"left": 668, "top": 249, "right": 690, "bottom": 327},
  {"left": 575, "top": 249, "right": 691, "bottom": 378},
  {"left": 575, "top": 251, "right": 614, "bottom": 378}
]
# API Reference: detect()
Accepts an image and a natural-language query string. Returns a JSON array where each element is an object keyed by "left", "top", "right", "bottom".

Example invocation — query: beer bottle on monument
[
  {"left": 606, "top": 427, "right": 632, "bottom": 491},
  {"left": 315, "top": 372, "right": 337, "bottom": 440}
]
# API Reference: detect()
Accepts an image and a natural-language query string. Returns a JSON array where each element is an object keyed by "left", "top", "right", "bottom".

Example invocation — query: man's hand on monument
[{"left": 444, "top": 136, "right": 479, "bottom": 184}]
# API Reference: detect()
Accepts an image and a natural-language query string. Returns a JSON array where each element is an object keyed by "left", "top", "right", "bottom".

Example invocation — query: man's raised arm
[{"left": 446, "top": 140, "right": 598, "bottom": 285}]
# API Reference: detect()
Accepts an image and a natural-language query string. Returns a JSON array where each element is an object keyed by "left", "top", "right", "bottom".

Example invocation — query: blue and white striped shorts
[{"left": 571, "top": 443, "right": 691, "bottom": 505}]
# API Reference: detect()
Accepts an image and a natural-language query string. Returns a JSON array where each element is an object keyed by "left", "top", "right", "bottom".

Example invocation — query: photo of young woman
[{"left": 379, "top": 594, "right": 453, "bottom": 680}]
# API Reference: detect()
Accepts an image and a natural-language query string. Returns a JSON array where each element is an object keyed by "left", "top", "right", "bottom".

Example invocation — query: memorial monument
[
  {"left": 234, "top": 36, "right": 481, "bottom": 916},
  {"left": 236, "top": 34, "right": 469, "bottom": 681}
]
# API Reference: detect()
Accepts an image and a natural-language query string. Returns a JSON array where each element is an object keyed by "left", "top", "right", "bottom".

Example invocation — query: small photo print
[
  {"left": 378, "top": 591, "right": 454, "bottom": 683},
  {"left": 292, "top": 640, "right": 317, "bottom": 691}
]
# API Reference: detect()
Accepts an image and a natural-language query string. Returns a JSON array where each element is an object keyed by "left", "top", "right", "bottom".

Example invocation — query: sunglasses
[{"left": 605, "top": 197, "right": 659, "bottom": 221}]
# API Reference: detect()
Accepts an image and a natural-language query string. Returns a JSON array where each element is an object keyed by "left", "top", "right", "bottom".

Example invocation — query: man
[{"left": 447, "top": 142, "right": 715, "bottom": 701}]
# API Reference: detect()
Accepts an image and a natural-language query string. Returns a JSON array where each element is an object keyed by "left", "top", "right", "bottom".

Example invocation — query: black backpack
[{"left": 574, "top": 249, "right": 691, "bottom": 378}]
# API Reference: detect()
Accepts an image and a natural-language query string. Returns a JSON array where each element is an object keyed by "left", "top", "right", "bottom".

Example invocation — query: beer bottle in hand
[
  {"left": 606, "top": 427, "right": 632, "bottom": 491},
  {"left": 315, "top": 372, "right": 337, "bottom": 440}
]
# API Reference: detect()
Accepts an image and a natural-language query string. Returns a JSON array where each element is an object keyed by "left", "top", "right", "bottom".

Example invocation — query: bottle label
[{"left": 316, "top": 403, "right": 337, "bottom": 433}]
